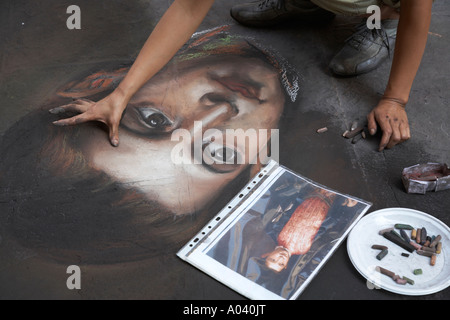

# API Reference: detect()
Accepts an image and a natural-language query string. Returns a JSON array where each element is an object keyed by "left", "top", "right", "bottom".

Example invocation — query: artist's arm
[
  {"left": 53, "top": 0, "right": 215, "bottom": 146},
  {"left": 367, "top": 0, "right": 433, "bottom": 151}
]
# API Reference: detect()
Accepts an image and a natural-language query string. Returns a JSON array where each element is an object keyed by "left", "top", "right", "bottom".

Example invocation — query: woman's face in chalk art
[{"left": 84, "top": 56, "right": 285, "bottom": 215}]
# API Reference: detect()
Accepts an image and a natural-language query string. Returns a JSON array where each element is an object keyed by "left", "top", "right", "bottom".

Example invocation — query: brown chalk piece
[
  {"left": 430, "top": 235, "right": 441, "bottom": 248},
  {"left": 420, "top": 246, "right": 436, "bottom": 253},
  {"left": 371, "top": 245, "right": 388, "bottom": 250},
  {"left": 416, "top": 228, "right": 422, "bottom": 244},
  {"left": 417, "top": 249, "right": 434, "bottom": 257},
  {"left": 344, "top": 126, "right": 364, "bottom": 139},
  {"left": 430, "top": 254, "right": 437, "bottom": 266},
  {"left": 421, "top": 228, "right": 427, "bottom": 243},
  {"left": 409, "top": 241, "right": 422, "bottom": 250},
  {"left": 383, "top": 231, "right": 415, "bottom": 253},
  {"left": 378, "top": 228, "right": 394, "bottom": 235},
  {"left": 411, "top": 229, "right": 417, "bottom": 240},
  {"left": 376, "top": 266, "right": 395, "bottom": 278}
]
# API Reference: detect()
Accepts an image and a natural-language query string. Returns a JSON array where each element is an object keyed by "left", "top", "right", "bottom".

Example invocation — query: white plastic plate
[{"left": 347, "top": 207, "right": 450, "bottom": 295}]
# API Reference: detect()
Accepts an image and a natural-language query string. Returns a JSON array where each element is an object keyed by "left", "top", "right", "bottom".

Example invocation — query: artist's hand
[
  {"left": 367, "top": 98, "right": 410, "bottom": 152},
  {"left": 50, "top": 90, "right": 128, "bottom": 147}
]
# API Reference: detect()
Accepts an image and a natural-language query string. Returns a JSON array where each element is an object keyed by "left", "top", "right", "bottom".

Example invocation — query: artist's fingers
[
  {"left": 377, "top": 118, "right": 392, "bottom": 152},
  {"left": 108, "top": 121, "right": 120, "bottom": 147},
  {"left": 52, "top": 112, "right": 92, "bottom": 127},
  {"left": 367, "top": 111, "right": 377, "bottom": 136},
  {"left": 386, "top": 120, "right": 402, "bottom": 149},
  {"left": 400, "top": 120, "right": 411, "bottom": 142},
  {"left": 49, "top": 99, "right": 93, "bottom": 114}
]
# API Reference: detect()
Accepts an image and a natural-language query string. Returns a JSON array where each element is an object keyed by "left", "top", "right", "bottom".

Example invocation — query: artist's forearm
[
  {"left": 384, "top": 0, "right": 432, "bottom": 104},
  {"left": 116, "top": 0, "right": 214, "bottom": 101}
]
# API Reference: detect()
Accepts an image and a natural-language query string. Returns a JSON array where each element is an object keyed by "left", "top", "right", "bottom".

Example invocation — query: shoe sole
[{"left": 230, "top": 9, "right": 335, "bottom": 28}]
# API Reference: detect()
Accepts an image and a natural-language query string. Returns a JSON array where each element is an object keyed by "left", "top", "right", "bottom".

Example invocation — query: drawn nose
[{"left": 188, "top": 104, "right": 236, "bottom": 143}]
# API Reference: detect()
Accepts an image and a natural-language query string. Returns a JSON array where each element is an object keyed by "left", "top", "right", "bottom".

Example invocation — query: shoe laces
[
  {"left": 346, "top": 20, "right": 393, "bottom": 56},
  {"left": 257, "top": 0, "right": 285, "bottom": 10}
]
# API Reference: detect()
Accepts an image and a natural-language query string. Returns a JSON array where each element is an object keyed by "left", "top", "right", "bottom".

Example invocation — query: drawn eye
[
  {"left": 120, "top": 106, "right": 176, "bottom": 136},
  {"left": 202, "top": 141, "right": 242, "bottom": 173},
  {"left": 210, "top": 145, "right": 236, "bottom": 163},
  {"left": 203, "top": 93, "right": 230, "bottom": 105},
  {"left": 137, "top": 108, "right": 173, "bottom": 130}
]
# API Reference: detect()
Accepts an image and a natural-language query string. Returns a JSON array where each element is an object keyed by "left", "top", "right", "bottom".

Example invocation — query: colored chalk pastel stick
[
  {"left": 414, "top": 269, "right": 423, "bottom": 275},
  {"left": 390, "top": 230, "right": 402, "bottom": 239},
  {"left": 395, "top": 224, "right": 414, "bottom": 230},
  {"left": 421, "top": 227, "right": 427, "bottom": 241},
  {"left": 436, "top": 242, "right": 442, "bottom": 254},
  {"left": 417, "top": 249, "right": 434, "bottom": 257},
  {"left": 376, "top": 266, "right": 395, "bottom": 278},
  {"left": 400, "top": 229, "right": 410, "bottom": 243},
  {"left": 402, "top": 276, "right": 415, "bottom": 285},
  {"left": 383, "top": 231, "right": 415, "bottom": 253},
  {"left": 430, "top": 235, "right": 441, "bottom": 248},
  {"left": 371, "top": 244, "right": 388, "bottom": 250},
  {"left": 376, "top": 249, "right": 388, "bottom": 261}
]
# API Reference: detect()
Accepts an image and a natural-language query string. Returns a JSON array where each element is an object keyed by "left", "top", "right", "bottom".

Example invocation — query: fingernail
[
  {"left": 52, "top": 121, "right": 65, "bottom": 126},
  {"left": 111, "top": 139, "right": 119, "bottom": 147},
  {"left": 370, "top": 129, "right": 376, "bottom": 135}
]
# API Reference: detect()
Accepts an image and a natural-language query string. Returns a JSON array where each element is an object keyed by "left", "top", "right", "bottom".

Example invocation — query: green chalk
[
  {"left": 376, "top": 249, "right": 388, "bottom": 261},
  {"left": 402, "top": 276, "right": 415, "bottom": 285},
  {"left": 413, "top": 269, "right": 423, "bottom": 275},
  {"left": 395, "top": 224, "right": 414, "bottom": 230}
]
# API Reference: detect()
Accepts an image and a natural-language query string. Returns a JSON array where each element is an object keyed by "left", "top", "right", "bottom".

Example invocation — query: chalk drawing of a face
[
  {"left": 56, "top": 27, "right": 298, "bottom": 216},
  {"left": 0, "top": 26, "right": 299, "bottom": 264}
]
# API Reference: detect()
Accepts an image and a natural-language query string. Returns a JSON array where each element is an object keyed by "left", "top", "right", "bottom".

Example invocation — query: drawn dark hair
[{"left": 0, "top": 108, "right": 253, "bottom": 264}]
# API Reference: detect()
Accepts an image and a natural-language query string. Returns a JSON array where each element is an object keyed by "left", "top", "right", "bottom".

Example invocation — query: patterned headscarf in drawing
[
  {"left": 175, "top": 25, "right": 300, "bottom": 102},
  {"left": 57, "top": 25, "right": 300, "bottom": 103}
]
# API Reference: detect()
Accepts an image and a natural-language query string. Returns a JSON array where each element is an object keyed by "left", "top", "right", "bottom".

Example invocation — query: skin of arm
[
  {"left": 53, "top": 0, "right": 215, "bottom": 146},
  {"left": 367, "top": 0, "right": 433, "bottom": 151}
]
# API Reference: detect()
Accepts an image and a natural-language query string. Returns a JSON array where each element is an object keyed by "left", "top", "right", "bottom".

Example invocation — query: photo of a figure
[{"left": 206, "top": 170, "right": 368, "bottom": 299}]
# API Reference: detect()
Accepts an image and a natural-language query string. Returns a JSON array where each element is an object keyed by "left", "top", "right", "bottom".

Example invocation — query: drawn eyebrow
[
  {"left": 127, "top": 101, "right": 161, "bottom": 111},
  {"left": 126, "top": 101, "right": 178, "bottom": 123},
  {"left": 208, "top": 73, "right": 266, "bottom": 104}
]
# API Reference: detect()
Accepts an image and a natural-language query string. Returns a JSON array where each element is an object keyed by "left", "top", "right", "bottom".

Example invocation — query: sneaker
[
  {"left": 329, "top": 19, "right": 398, "bottom": 76},
  {"left": 230, "top": 0, "right": 335, "bottom": 27}
]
